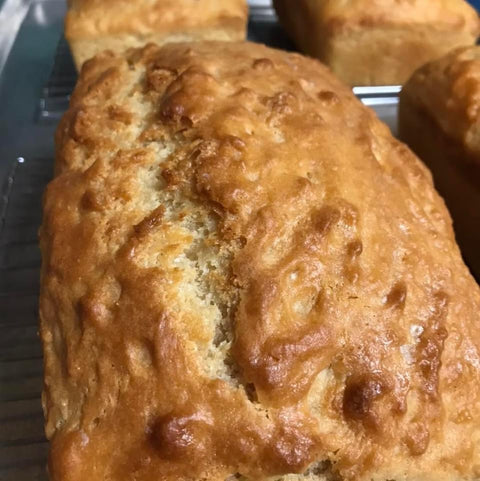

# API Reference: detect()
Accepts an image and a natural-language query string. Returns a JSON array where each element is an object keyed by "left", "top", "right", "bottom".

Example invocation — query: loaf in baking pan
[
  {"left": 41, "top": 41, "right": 480, "bottom": 481},
  {"left": 273, "top": 0, "right": 480, "bottom": 86},
  {"left": 65, "top": 0, "right": 248, "bottom": 70},
  {"left": 399, "top": 46, "right": 480, "bottom": 278}
]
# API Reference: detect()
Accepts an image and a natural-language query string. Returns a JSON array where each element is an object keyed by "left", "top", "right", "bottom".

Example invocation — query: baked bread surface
[
  {"left": 273, "top": 0, "right": 480, "bottom": 86},
  {"left": 399, "top": 46, "right": 480, "bottom": 278},
  {"left": 41, "top": 41, "right": 480, "bottom": 481},
  {"left": 65, "top": 0, "right": 248, "bottom": 69}
]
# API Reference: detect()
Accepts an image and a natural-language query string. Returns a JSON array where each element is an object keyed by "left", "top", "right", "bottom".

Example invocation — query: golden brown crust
[
  {"left": 42, "top": 41, "right": 480, "bottom": 481},
  {"left": 65, "top": 0, "right": 248, "bottom": 69},
  {"left": 273, "top": 0, "right": 480, "bottom": 86}
]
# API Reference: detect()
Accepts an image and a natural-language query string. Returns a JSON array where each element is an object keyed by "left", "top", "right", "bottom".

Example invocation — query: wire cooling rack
[{"left": 0, "top": 156, "right": 52, "bottom": 481}]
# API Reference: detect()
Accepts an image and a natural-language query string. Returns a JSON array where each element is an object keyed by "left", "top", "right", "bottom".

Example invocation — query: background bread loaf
[
  {"left": 399, "top": 46, "right": 480, "bottom": 278},
  {"left": 273, "top": 0, "right": 480, "bottom": 86},
  {"left": 65, "top": 0, "right": 248, "bottom": 69}
]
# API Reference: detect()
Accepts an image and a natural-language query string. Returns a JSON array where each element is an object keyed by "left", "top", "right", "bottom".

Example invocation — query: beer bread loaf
[
  {"left": 65, "top": 0, "right": 248, "bottom": 69},
  {"left": 273, "top": 0, "right": 480, "bottom": 86},
  {"left": 41, "top": 41, "right": 480, "bottom": 481},
  {"left": 399, "top": 46, "right": 480, "bottom": 277}
]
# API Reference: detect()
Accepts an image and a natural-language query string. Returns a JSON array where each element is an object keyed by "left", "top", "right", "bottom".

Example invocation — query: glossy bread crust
[
  {"left": 399, "top": 45, "right": 480, "bottom": 278},
  {"left": 273, "top": 0, "right": 479, "bottom": 86},
  {"left": 65, "top": 0, "right": 248, "bottom": 69},
  {"left": 41, "top": 41, "right": 480, "bottom": 481}
]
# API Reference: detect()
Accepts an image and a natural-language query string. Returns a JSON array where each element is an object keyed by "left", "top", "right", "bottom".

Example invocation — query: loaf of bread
[
  {"left": 399, "top": 46, "right": 480, "bottom": 279},
  {"left": 65, "top": 0, "right": 248, "bottom": 70},
  {"left": 273, "top": 0, "right": 480, "bottom": 86},
  {"left": 41, "top": 41, "right": 480, "bottom": 481}
]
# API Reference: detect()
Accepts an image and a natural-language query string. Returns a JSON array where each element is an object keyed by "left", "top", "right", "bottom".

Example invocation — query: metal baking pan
[{"left": 0, "top": 1, "right": 401, "bottom": 480}]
